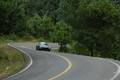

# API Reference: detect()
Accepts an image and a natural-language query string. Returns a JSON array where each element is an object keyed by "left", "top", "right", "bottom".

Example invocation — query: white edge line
[
  {"left": 3, "top": 43, "right": 33, "bottom": 80},
  {"left": 4, "top": 43, "right": 120, "bottom": 80},
  {"left": 109, "top": 60, "right": 120, "bottom": 80},
  {"left": 97, "top": 58, "right": 120, "bottom": 80}
]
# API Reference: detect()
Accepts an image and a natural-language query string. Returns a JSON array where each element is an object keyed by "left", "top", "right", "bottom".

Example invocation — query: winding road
[{"left": 3, "top": 43, "right": 120, "bottom": 80}]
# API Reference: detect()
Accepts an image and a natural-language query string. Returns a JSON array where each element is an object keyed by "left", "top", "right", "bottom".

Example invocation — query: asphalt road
[{"left": 3, "top": 43, "right": 120, "bottom": 80}]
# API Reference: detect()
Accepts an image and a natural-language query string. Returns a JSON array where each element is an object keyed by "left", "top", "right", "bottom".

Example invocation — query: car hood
[{"left": 42, "top": 45, "right": 50, "bottom": 48}]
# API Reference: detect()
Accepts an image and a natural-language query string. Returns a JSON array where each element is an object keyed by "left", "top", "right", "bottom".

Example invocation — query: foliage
[
  {"left": 69, "top": 41, "right": 90, "bottom": 56},
  {"left": 37, "top": 37, "right": 45, "bottom": 42},
  {"left": 57, "top": 0, "right": 120, "bottom": 59},
  {"left": 22, "top": 33, "right": 35, "bottom": 41},
  {"left": 50, "top": 20, "right": 72, "bottom": 52},
  {"left": 57, "top": 0, "right": 77, "bottom": 26},
  {"left": 0, "top": 0, "right": 55, "bottom": 39},
  {"left": 27, "top": 14, "right": 53, "bottom": 38},
  {"left": 1, "top": 0, "right": 120, "bottom": 60},
  {"left": 7, "top": 33, "right": 19, "bottom": 41},
  {"left": 75, "top": 0, "right": 120, "bottom": 58},
  {"left": 27, "top": 14, "right": 43, "bottom": 37},
  {"left": 25, "top": 0, "right": 60, "bottom": 23},
  {"left": 0, "top": 0, "right": 14, "bottom": 34},
  {"left": 42, "top": 17, "right": 54, "bottom": 38}
]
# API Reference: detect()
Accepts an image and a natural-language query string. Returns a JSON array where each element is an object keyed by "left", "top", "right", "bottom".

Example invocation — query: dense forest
[{"left": 1, "top": 0, "right": 120, "bottom": 60}]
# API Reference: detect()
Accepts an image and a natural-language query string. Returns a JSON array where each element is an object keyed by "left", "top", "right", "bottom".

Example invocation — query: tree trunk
[
  {"left": 91, "top": 43, "right": 93, "bottom": 57},
  {"left": 102, "top": 29, "right": 106, "bottom": 58},
  {"left": 59, "top": 44, "right": 63, "bottom": 52}
]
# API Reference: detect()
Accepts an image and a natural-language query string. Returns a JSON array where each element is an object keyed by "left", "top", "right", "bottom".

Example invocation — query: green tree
[
  {"left": 41, "top": 0, "right": 60, "bottom": 23},
  {"left": 42, "top": 17, "right": 54, "bottom": 38},
  {"left": 0, "top": 0, "right": 14, "bottom": 34},
  {"left": 57, "top": 0, "right": 120, "bottom": 58},
  {"left": 50, "top": 20, "right": 72, "bottom": 52},
  {"left": 25, "top": 0, "right": 60, "bottom": 23},
  {"left": 28, "top": 14, "right": 53, "bottom": 38},
  {"left": 28, "top": 14, "right": 43, "bottom": 37},
  {"left": 75, "top": 0, "right": 120, "bottom": 58},
  {"left": 0, "top": 0, "right": 28, "bottom": 37}
]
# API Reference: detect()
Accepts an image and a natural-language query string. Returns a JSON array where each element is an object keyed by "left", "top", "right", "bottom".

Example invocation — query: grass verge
[
  {"left": 51, "top": 49, "right": 59, "bottom": 52},
  {"left": 0, "top": 43, "right": 26, "bottom": 79}
]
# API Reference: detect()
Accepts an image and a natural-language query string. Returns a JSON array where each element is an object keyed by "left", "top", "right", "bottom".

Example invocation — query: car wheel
[{"left": 36, "top": 48, "right": 38, "bottom": 50}]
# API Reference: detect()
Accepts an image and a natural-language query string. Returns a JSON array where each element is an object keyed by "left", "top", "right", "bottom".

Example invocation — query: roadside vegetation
[
  {"left": 1, "top": 1, "right": 120, "bottom": 78},
  {"left": 51, "top": 0, "right": 120, "bottom": 60},
  {"left": 0, "top": 42, "right": 26, "bottom": 79}
]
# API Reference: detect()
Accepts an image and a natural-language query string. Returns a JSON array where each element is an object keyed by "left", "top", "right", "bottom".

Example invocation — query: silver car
[{"left": 36, "top": 42, "right": 51, "bottom": 51}]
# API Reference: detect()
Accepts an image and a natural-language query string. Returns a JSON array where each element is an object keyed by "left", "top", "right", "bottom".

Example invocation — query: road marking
[
  {"left": 7, "top": 44, "right": 120, "bottom": 80},
  {"left": 109, "top": 60, "right": 120, "bottom": 80},
  {"left": 46, "top": 52, "right": 72, "bottom": 80},
  {"left": 97, "top": 58, "right": 120, "bottom": 80},
  {"left": 4, "top": 44, "right": 33, "bottom": 80}
]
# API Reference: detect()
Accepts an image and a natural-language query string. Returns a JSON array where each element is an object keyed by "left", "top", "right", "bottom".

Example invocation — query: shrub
[
  {"left": 37, "top": 37, "right": 45, "bottom": 42},
  {"left": 22, "top": 33, "right": 35, "bottom": 41},
  {"left": 7, "top": 33, "right": 18, "bottom": 41},
  {"left": 117, "top": 53, "right": 120, "bottom": 60},
  {"left": 69, "top": 41, "right": 90, "bottom": 56}
]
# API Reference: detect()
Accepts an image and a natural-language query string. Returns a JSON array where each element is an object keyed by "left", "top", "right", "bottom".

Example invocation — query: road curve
[{"left": 3, "top": 43, "right": 120, "bottom": 80}]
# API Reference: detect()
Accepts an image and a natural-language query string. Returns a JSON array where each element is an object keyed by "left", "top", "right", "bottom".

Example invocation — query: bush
[
  {"left": 69, "top": 41, "right": 90, "bottom": 56},
  {"left": 117, "top": 53, "right": 120, "bottom": 60},
  {"left": 0, "top": 38, "right": 4, "bottom": 43},
  {"left": 37, "top": 37, "right": 45, "bottom": 42},
  {"left": 59, "top": 45, "right": 69, "bottom": 53},
  {"left": 22, "top": 33, "right": 35, "bottom": 41},
  {"left": 7, "top": 33, "right": 18, "bottom": 41}
]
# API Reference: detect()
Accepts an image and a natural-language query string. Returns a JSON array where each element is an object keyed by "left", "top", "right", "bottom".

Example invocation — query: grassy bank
[
  {"left": 0, "top": 35, "right": 50, "bottom": 79},
  {"left": 0, "top": 43, "right": 26, "bottom": 79}
]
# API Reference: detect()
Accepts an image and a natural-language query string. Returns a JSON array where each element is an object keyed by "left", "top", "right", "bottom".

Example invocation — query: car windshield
[{"left": 44, "top": 43, "right": 48, "bottom": 45}]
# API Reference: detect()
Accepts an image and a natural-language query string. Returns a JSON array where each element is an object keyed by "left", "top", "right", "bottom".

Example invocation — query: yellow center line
[{"left": 46, "top": 52, "right": 72, "bottom": 80}]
